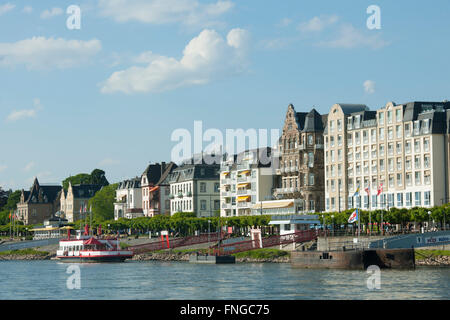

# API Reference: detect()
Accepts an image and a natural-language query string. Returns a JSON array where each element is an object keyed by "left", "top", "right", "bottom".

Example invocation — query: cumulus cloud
[
  {"left": 22, "top": 6, "right": 32, "bottom": 14},
  {"left": 0, "top": 3, "right": 14, "bottom": 15},
  {"left": 0, "top": 37, "right": 101, "bottom": 70},
  {"left": 40, "top": 7, "right": 63, "bottom": 19},
  {"left": 24, "top": 162, "right": 35, "bottom": 172},
  {"left": 101, "top": 28, "right": 250, "bottom": 94},
  {"left": 98, "top": 0, "right": 233, "bottom": 27},
  {"left": 364, "top": 80, "right": 376, "bottom": 94},
  {"left": 298, "top": 15, "right": 339, "bottom": 32},
  {"left": 316, "top": 24, "right": 389, "bottom": 49},
  {"left": 6, "top": 98, "right": 42, "bottom": 122}
]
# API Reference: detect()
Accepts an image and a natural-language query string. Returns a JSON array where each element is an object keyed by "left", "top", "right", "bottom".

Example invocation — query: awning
[
  {"left": 237, "top": 196, "right": 250, "bottom": 202},
  {"left": 239, "top": 170, "right": 250, "bottom": 175},
  {"left": 237, "top": 183, "right": 250, "bottom": 188},
  {"left": 83, "top": 237, "right": 103, "bottom": 245},
  {"left": 221, "top": 171, "right": 230, "bottom": 175},
  {"left": 60, "top": 226, "right": 74, "bottom": 230},
  {"left": 32, "top": 227, "right": 59, "bottom": 231},
  {"left": 149, "top": 186, "right": 159, "bottom": 192},
  {"left": 251, "top": 200, "right": 294, "bottom": 210}
]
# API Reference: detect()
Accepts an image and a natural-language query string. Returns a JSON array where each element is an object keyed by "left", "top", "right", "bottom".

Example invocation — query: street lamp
[
  {"left": 428, "top": 211, "right": 432, "bottom": 232},
  {"left": 331, "top": 215, "right": 334, "bottom": 237}
]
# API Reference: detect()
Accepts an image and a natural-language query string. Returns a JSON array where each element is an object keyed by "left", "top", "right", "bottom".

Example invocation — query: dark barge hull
[
  {"left": 56, "top": 256, "right": 133, "bottom": 263},
  {"left": 189, "top": 254, "right": 236, "bottom": 264},
  {"left": 291, "top": 249, "right": 415, "bottom": 269}
]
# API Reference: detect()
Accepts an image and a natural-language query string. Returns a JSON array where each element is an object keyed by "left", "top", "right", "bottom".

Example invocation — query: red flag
[
  {"left": 377, "top": 183, "right": 383, "bottom": 196},
  {"left": 365, "top": 187, "right": 370, "bottom": 195}
]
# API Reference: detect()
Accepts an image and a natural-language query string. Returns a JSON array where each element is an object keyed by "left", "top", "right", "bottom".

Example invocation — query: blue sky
[{"left": 1, "top": 0, "right": 450, "bottom": 190}]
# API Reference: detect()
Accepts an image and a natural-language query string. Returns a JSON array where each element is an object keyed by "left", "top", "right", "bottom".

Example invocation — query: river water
[{"left": 0, "top": 260, "right": 448, "bottom": 300}]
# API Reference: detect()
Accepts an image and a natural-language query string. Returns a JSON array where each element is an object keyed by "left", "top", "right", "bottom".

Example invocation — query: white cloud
[
  {"left": 101, "top": 28, "right": 250, "bottom": 94},
  {"left": 298, "top": 15, "right": 338, "bottom": 33},
  {"left": 98, "top": 0, "right": 233, "bottom": 27},
  {"left": 364, "top": 80, "right": 376, "bottom": 94},
  {"left": 277, "top": 18, "right": 292, "bottom": 27},
  {"left": 0, "top": 37, "right": 101, "bottom": 70},
  {"left": 24, "top": 162, "right": 35, "bottom": 172},
  {"left": 316, "top": 24, "right": 389, "bottom": 49},
  {"left": 0, "top": 3, "right": 15, "bottom": 15},
  {"left": 40, "top": 7, "right": 63, "bottom": 19},
  {"left": 6, "top": 98, "right": 42, "bottom": 122},
  {"left": 22, "top": 6, "right": 32, "bottom": 14}
]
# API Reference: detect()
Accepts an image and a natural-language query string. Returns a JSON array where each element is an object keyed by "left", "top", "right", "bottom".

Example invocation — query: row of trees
[
  {"left": 317, "top": 204, "right": 450, "bottom": 232},
  {"left": 71, "top": 212, "right": 272, "bottom": 237}
]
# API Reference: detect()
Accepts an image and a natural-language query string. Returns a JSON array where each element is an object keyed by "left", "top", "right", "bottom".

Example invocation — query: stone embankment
[
  {"left": 416, "top": 255, "right": 450, "bottom": 266},
  {"left": 131, "top": 251, "right": 290, "bottom": 263},
  {"left": 0, "top": 253, "right": 55, "bottom": 260}
]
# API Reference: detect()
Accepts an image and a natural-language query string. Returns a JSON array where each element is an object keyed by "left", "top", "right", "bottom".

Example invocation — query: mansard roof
[
  {"left": 167, "top": 163, "right": 220, "bottom": 184},
  {"left": 23, "top": 178, "right": 61, "bottom": 204},
  {"left": 302, "top": 108, "right": 326, "bottom": 132},
  {"left": 71, "top": 184, "right": 102, "bottom": 199}
]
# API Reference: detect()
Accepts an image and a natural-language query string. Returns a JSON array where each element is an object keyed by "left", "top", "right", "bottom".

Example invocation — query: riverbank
[
  {"left": 415, "top": 250, "right": 450, "bottom": 266},
  {"left": 131, "top": 248, "right": 290, "bottom": 263},
  {"left": 0, "top": 249, "right": 54, "bottom": 260}
]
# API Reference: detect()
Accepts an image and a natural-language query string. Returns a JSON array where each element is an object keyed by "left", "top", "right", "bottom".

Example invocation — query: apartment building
[
  {"left": 324, "top": 101, "right": 450, "bottom": 212},
  {"left": 167, "top": 161, "right": 220, "bottom": 217},
  {"left": 114, "top": 177, "right": 143, "bottom": 220},
  {"left": 220, "top": 148, "right": 274, "bottom": 217},
  {"left": 60, "top": 182, "right": 102, "bottom": 222},
  {"left": 141, "top": 162, "right": 177, "bottom": 217},
  {"left": 16, "top": 178, "right": 61, "bottom": 225},
  {"left": 273, "top": 104, "right": 327, "bottom": 212}
]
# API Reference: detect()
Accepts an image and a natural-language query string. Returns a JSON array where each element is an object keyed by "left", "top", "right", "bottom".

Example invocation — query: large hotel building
[{"left": 324, "top": 101, "right": 450, "bottom": 212}]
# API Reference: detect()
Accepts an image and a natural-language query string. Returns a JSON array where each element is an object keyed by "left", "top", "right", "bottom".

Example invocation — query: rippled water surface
[{"left": 0, "top": 261, "right": 448, "bottom": 299}]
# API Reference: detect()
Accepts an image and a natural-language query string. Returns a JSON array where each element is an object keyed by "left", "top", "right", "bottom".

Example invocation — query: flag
[
  {"left": 353, "top": 186, "right": 360, "bottom": 197},
  {"left": 348, "top": 209, "right": 358, "bottom": 223},
  {"left": 377, "top": 183, "right": 383, "bottom": 196},
  {"left": 9, "top": 211, "right": 11, "bottom": 219},
  {"left": 365, "top": 186, "right": 370, "bottom": 195}
]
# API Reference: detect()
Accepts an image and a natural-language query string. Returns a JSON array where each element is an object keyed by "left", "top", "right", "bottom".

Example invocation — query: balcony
[
  {"left": 237, "top": 202, "right": 250, "bottom": 208},
  {"left": 237, "top": 163, "right": 250, "bottom": 171},
  {"left": 221, "top": 203, "right": 232, "bottom": 209},
  {"left": 237, "top": 176, "right": 249, "bottom": 182},
  {"left": 237, "top": 188, "right": 250, "bottom": 195},
  {"left": 221, "top": 178, "right": 231, "bottom": 185},
  {"left": 221, "top": 191, "right": 231, "bottom": 197},
  {"left": 315, "top": 144, "right": 324, "bottom": 149}
]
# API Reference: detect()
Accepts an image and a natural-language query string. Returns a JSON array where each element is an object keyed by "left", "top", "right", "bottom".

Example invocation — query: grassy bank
[
  {"left": 232, "top": 249, "right": 289, "bottom": 260},
  {"left": 415, "top": 249, "right": 450, "bottom": 260},
  {"left": 0, "top": 248, "right": 49, "bottom": 256}
]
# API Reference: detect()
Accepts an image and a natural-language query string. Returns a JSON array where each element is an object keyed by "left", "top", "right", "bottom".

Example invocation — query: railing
[
  {"left": 129, "top": 232, "right": 226, "bottom": 254},
  {"left": 211, "top": 230, "right": 318, "bottom": 256}
]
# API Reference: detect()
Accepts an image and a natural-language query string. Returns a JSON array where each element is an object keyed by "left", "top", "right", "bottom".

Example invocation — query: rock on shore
[
  {"left": 131, "top": 251, "right": 290, "bottom": 263},
  {"left": 416, "top": 255, "right": 450, "bottom": 266},
  {"left": 0, "top": 253, "right": 55, "bottom": 261}
]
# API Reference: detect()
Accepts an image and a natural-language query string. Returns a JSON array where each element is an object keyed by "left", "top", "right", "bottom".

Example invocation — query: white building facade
[{"left": 324, "top": 101, "right": 450, "bottom": 212}]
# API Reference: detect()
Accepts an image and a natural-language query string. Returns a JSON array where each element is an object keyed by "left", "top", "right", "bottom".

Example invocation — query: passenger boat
[{"left": 56, "top": 231, "right": 133, "bottom": 263}]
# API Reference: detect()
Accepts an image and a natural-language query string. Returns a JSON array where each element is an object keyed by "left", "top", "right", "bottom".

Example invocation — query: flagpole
[{"left": 9, "top": 211, "right": 12, "bottom": 240}]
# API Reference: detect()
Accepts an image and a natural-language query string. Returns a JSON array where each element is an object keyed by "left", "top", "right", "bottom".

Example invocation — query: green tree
[
  {"left": 88, "top": 183, "right": 118, "bottom": 221},
  {"left": 62, "top": 173, "right": 92, "bottom": 190},
  {"left": 90, "top": 169, "right": 109, "bottom": 186}
]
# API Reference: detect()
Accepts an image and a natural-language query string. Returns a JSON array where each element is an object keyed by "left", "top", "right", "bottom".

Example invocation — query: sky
[{"left": 1, "top": 0, "right": 450, "bottom": 191}]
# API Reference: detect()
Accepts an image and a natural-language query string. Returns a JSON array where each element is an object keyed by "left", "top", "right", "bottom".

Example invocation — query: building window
[
  {"left": 214, "top": 183, "right": 220, "bottom": 192},
  {"left": 405, "top": 123, "right": 411, "bottom": 137},
  {"left": 415, "top": 192, "right": 421, "bottom": 206},
  {"left": 397, "top": 193, "right": 403, "bottom": 207},
  {"left": 200, "top": 200, "right": 207, "bottom": 210},
  {"left": 308, "top": 152, "right": 314, "bottom": 168},
  {"left": 415, "top": 172, "right": 421, "bottom": 185},
  {"left": 308, "top": 134, "right": 314, "bottom": 145},
  {"left": 396, "top": 109, "right": 402, "bottom": 122},
  {"left": 406, "top": 192, "right": 412, "bottom": 207},
  {"left": 309, "top": 200, "right": 315, "bottom": 211},
  {"left": 424, "top": 191, "right": 431, "bottom": 206},
  {"left": 378, "top": 112, "right": 384, "bottom": 125},
  {"left": 200, "top": 182, "right": 206, "bottom": 193},
  {"left": 309, "top": 174, "right": 315, "bottom": 186},
  {"left": 388, "top": 194, "right": 394, "bottom": 207}
]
